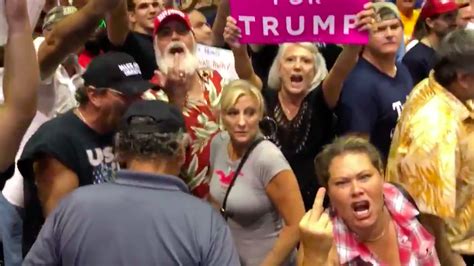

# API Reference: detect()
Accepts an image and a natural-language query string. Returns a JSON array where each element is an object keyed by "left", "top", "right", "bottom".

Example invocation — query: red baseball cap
[
  {"left": 153, "top": 9, "right": 192, "bottom": 36},
  {"left": 420, "top": 0, "right": 469, "bottom": 19}
]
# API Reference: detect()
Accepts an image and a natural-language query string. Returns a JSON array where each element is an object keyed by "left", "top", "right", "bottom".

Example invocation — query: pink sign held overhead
[{"left": 229, "top": 0, "right": 369, "bottom": 44}]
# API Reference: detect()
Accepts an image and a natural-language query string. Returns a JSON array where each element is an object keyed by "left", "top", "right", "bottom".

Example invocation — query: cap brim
[
  {"left": 155, "top": 15, "right": 192, "bottom": 35},
  {"left": 114, "top": 79, "right": 154, "bottom": 96},
  {"left": 422, "top": 2, "right": 470, "bottom": 19}
]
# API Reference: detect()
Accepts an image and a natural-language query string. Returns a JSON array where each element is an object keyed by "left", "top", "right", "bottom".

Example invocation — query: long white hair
[{"left": 267, "top": 43, "right": 328, "bottom": 91}]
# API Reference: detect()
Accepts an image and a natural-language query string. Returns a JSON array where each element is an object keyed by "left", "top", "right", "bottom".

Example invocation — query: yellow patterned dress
[{"left": 386, "top": 73, "right": 474, "bottom": 254}]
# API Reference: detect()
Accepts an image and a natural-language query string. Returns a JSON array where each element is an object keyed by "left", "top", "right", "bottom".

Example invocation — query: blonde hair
[
  {"left": 267, "top": 43, "right": 328, "bottom": 90},
  {"left": 220, "top": 80, "right": 265, "bottom": 119}
]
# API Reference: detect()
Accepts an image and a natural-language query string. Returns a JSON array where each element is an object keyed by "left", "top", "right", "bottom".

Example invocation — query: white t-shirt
[{"left": 1, "top": 37, "right": 82, "bottom": 207}]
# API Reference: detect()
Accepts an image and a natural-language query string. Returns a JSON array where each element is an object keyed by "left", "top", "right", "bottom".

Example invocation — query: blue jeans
[{"left": 0, "top": 194, "right": 23, "bottom": 266}]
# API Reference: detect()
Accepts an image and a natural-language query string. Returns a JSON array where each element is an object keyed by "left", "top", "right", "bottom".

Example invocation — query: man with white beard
[{"left": 144, "top": 9, "right": 224, "bottom": 198}]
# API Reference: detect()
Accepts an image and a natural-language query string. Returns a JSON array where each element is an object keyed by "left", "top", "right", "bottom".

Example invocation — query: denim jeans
[{"left": 0, "top": 194, "right": 23, "bottom": 266}]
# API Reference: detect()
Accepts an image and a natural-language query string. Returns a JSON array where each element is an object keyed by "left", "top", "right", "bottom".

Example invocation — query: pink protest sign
[{"left": 229, "top": 0, "right": 369, "bottom": 44}]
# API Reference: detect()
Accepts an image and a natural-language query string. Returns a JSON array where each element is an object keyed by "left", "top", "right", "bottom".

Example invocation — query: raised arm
[
  {"left": 0, "top": 0, "right": 40, "bottom": 172},
  {"left": 321, "top": 2, "right": 375, "bottom": 109},
  {"left": 106, "top": 0, "right": 130, "bottom": 46},
  {"left": 298, "top": 188, "right": 339, "bottom": 266},
  {"left": 224, "top": 16, "right": 263, "bottom": 89},
  {"left": 38, "top": 0, "right": 121, "bottom": 79},
  {"left": 212, "top": 0, "right": 229, "bottom": 47}
]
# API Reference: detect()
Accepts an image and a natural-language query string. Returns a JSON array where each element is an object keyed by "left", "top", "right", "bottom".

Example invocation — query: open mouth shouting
[
  {"left": 290, "top": 74, "right": 304, "bottom": 87},
  {"left": 351, "top": 200, "right": 371, "bottom": 220},
  {"left": 168, "top": 45, "right": 185, "bottom": 55}
]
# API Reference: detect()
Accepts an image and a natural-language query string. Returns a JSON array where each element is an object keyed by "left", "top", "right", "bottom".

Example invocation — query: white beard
[
  {"left": 466, "top": 22, "right": 474, "bottom": 30},
  {"left": 155, "top": 41, "right": 199, "bottom": 76}
]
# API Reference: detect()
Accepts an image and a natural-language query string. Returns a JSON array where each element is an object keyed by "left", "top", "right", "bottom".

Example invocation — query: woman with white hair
[{"left": 223, "top": 4, "right": 375, "bottom": 210}]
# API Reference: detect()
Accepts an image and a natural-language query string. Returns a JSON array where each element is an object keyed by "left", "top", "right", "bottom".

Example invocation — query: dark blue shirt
[
  {"left": 336, "top": 58, "right": 413, "bottom": 160},
  {"left": 23, "top": 170, "right": 240, "bottom": 266},
  {"left": 402, "top": 42, "right": 437, "bottom": 86}
]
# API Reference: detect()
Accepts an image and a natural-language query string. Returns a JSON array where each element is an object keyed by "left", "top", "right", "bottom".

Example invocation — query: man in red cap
[
  {"left": 402, "top": 0, "right": 468, "bottom": 85},
  {"left": 147, "top": 8, "right": 225, "bottom": 199}
]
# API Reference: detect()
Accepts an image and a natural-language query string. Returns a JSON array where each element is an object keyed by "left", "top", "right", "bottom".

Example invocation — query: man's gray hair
[
  {"left": 115, "top": 116, "right": 188, "bottom": 161},
  {"left": 267, "top": 43, "right": 328, "bottom": 91},
  {"left": 434, "top": 29, "right": 474, "bottom": 87}
]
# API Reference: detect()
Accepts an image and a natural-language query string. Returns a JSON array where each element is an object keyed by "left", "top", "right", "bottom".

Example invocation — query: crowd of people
[{"left": 0, "top": 0, "right": 473, "bottom": 265}]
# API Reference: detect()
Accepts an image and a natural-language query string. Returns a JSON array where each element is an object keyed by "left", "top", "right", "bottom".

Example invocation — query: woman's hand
[
  {"left": 299, "top": 188, "right": 334, "bottom": 263},
  {"left": 223, "top": 16, "right": 243, "bottom": 50}
]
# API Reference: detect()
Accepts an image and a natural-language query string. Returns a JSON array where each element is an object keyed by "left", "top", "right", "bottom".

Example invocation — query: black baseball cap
[
  {"left": 82, "top": 52, "right": 152, "bottom": 95},
  {"left": 121, "top": 100, "right": 186, "bottom": 134}
]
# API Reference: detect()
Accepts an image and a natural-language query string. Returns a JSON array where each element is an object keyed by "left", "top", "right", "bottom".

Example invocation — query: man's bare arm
[
  {"left": 34, "top": 156, "right": 80, "bottom": 217},
  {"left": 0, "top": 0, "right": 40, "bottom": 172},
  {"left": 106, "top": 0, "right": 130, "bottom": 46},
  {"left": 38, "top": 0, "right": 121, "bottom": 79}
]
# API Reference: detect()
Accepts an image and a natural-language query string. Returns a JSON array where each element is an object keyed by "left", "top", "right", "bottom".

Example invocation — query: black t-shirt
[
  {"left": 402, "top": 42, "right": 437, "bottom": 86},
  {"left": 261, "top": 85, "right": 335, "bottom": 210},
  {"left": 336, "top": 58, "right": 413, "bottom": 161},
  {"left": 111, "top": 31, "right": 156, "bottom": 80},
  {"left": 18, "top": 110, "right": 118, "bottom": 256}
]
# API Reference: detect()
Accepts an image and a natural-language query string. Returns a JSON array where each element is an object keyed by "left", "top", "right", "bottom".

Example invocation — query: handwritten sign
[
  {"left": 230, "top": 0, "right": 369, "bottom": 44},
  {"left": 196, "top": 44, "right": 239, "bottom": 84}
]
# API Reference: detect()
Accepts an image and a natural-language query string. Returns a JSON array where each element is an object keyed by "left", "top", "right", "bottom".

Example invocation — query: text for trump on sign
[{"left": 230, "top": 0, "right": 369, "bottom": 44}]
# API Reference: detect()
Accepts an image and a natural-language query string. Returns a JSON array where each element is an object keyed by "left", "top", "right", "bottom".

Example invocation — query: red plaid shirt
[{"left": 331, "top": 183, "right": 440, "bottom": 266}]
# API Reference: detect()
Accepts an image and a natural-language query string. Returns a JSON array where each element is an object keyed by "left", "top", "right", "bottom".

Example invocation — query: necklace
[
  {"left": 356, "top": 209, "right": 390, "bottom": 243},
  {"left": 361, "top": 225, "right": 387, "bottom": 243},
  {"left": 76, "top": 108, "right": 89, "bottom": 125}
]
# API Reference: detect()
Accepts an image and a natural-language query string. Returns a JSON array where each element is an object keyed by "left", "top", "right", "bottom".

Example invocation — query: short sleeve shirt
[
  {"left": 143, "top": 69, "right": 224, "bottom": 197},
  {"left": 209, "top": 132, "right": 296, "bottom": 266},
  {"left": 336, "top": 58, "right": 413, "bottom": 160}
]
